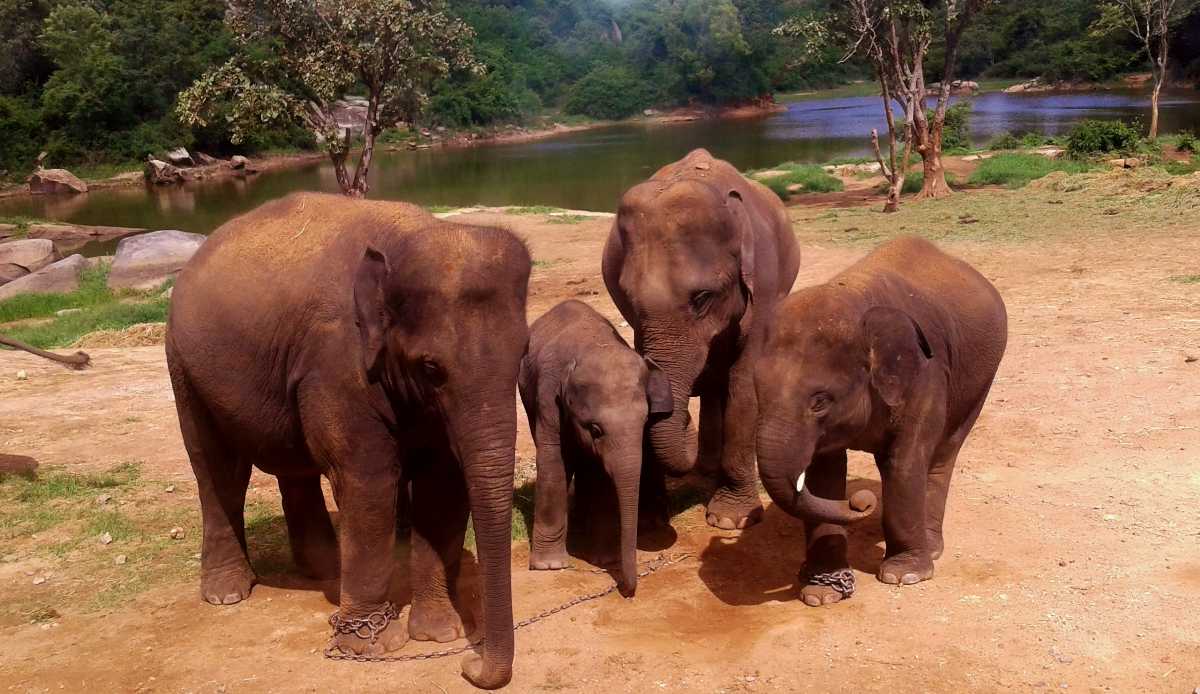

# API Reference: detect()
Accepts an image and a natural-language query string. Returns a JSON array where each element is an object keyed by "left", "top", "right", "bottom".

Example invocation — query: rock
[
  {"left": 1005, "top": 78, "right": 1044, "bottom": 93},
  {"left": 229, "top": 155, "right": 249, "bottom": 170},
  {"left": 107, "top": 230, "right": 205, "bottom": 290},
  {"left": 27, "top": 168, "right": 88, "bottom": 195},
  {"left": 55, "top": 308, "right": 82, "bottom": 316},
  {"left": 99, "top": 532, "right": 113, "bottom": 545},
  {"left": 786, "top": 183, "right": 804, "bottom": 193},
  {"left": 169, "top": 527, "right": 185, "bottom": 540},
  {"left": 165, "top": 147, "right": 195, "bottom": 167},
  {"left": 16, "top": 370, "right": 27, "bottom": 381},
  {"left": 1032, "top": 147, "right": 1065, "bottom": 160},
  {"left": 1107, "top": 158, "right": 1141, "bottom": 169},
  {"left": 114, "top": 554, "right": 127, "bottom": 565},
  {"left": 164, "top": 484, "right": 175, "bottom": 493},
  {"left": 0, "top": 238, "right": 57, "bottom": 275},
  {"left": 194, "top": 152, "right": 222, "bottom": 166},
  {"left": 161, "top": 286, "right": 173, "bottom": 299},
  {"left": 97, "top": 493, "right": 112, "bottom": 504},
  {"left": 145, "top": 158, "right": 184, "bottom": 185},
  {"left": 0, "top": 265, "right": 26, "bottom": 285},
  {"left": 32, "top": 575, "right": 47, "bottom": 585},
  {"left": 0, "top": 254, "right": 88, "bottom": 301}
]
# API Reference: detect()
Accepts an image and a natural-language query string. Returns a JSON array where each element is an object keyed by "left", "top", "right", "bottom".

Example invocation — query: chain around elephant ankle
[
  {"left": 329, "top": 602, "right": 401, "bottom": 643},
  {"left": 803, "top": 567, "right": 856, "bottom": 599}
]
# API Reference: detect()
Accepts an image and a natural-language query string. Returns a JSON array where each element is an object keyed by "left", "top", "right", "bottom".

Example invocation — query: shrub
[
  {"left": 564, "top": 66, "right": 653, "bottom": 121},
  {"left": 989, "top": 132, "right": 1022, "bottom": 151},
  {"left": 1175, "top": 130, "right": 1197, "bottom": 153},
  {"left": 967, "top": 153, "right": 1094, "bottom": 188},
  {"left": 938, "top": 101, "right": 973, "bottom": 153},
  {"left": 1021, "top": 132, "right": 1051, "bottom": 148},
  {"left": 754, "top": 163, "right": 843, "bottom": 200},
  {"left": 1066, "top": 119, "right": 1141, "bottom": 158},
  {"left": 0, "top": 96, "right": 44, "bottom": 178}
]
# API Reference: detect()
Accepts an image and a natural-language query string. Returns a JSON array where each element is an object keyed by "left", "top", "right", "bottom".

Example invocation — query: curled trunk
[
  {"left": 639, "top": 331, "right": 702, "bottom": 476},
  {"left": 756, "top": 419, "right": 875, "bottom": 526}
]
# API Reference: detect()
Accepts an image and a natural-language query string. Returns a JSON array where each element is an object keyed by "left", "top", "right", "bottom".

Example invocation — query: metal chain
[
  {"left": 323, "top": 551, "right": 692, "bottom": 664},
  {"left": 803, "top": 566, "right": 856, "bottom": 599}
]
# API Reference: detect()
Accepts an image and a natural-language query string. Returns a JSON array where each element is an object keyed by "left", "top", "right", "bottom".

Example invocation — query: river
[{"left": 4, "top": 88, "right": 1199, "bottom": 249}]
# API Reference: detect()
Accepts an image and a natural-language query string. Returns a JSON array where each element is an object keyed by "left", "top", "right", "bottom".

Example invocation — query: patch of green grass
[
  {"left": 427, "top": 205, "right": 457, "bottom": 213},
  {"left": 1169, "top": 274, "right": 1200, "bottom": 284},
  {"left": 547, "top": 214, "right": 589, "bottom": 225},
  {"left": 825, "top": 155, "right": 875, "bottom": 166},
  {"left": 13, "top": 462, "right": 139, "bottom": 504},
  {"left": 967, "top": 154, "right": 1095, "bottom": 189},
  {"left": 894, "top": 171, "right": 960, "bottom": 195},
  {"left": 0, "top": 463, "right": 141, "bottom": 541},
  {"left": 751, "top": 162, "right": 843, "bottom": 200},
  {"left": 86, "top": 510, "right": 138, "bottom": 542},
  {"left": 70, "top": 161, "right": 142, "bottom": 181},
  {"left": 507, "top": 205, "right": 565, "bottom": 215},
  {"left": 531, "top": 259, "right": 554, "bottom": 269},
  {"left": 3, "top": 296, "right": 169, "bottom": 348},
  {"left": 0, "top": 262, "right": 114, "bottom": 323},
  {"left": 1161, "top": 156, "right": 1200, "bottom": 176},
  {"left": 0, "top": 215, "right": 36, "bottom": 238}
]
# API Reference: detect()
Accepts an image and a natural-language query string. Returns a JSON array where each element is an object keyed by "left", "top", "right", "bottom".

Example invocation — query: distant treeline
[{"left": 2, "top": 0, "right": 1199, "bottom": 177}]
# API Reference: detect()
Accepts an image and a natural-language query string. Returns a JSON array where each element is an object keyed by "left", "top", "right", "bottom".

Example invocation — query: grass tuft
[
  {"left": 1169, "top": 274, "right": 1200, "bottom": 284},
  {"left": 507, "top": 206, "right": 565, "bottom": 215},
  {"left": 967, "top": 154, "right": 1094, "bottom": 189},
  {"left": 750, "top": 162, "right": 843, "bottom": 200}
]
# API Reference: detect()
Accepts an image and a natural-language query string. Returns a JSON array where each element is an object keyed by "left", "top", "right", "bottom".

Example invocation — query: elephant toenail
[
  {"left": 901, "top": 573, "right": 920, "bottom": 585},
  {"left": 803, "top": 594, "right": 821, "bottom": 607}
]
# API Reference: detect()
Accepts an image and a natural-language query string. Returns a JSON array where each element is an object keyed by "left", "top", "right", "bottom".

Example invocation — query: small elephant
[
  {"left": 166, "top": 193, "right": 530, "bottom": 689},
  {"left": 519, "top": 300, "right": 671, "bottom": 597},
  {"left": 603, "top": 148, "right": 801, "bottom": 531},
  {"left": 754, "top": 236, "right": 1006, "bottom": 607}
]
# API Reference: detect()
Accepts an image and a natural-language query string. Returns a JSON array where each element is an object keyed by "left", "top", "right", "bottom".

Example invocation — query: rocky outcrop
[
  {"left": 165, "top": 147, "right": 196, "bottom": 167},
  {"left": 329, "top": 97, "right": 369, "bottom": 140},
  {"left": 145, "top": 158, "right": 185, "bottom": 185},
  {"left": 0, "top": 238, "right": 57, "bottom": 284},
  {"left": 230, "top": 155, "right": 249, "bottom": 170},
  {"left": 195, "top": 152, "right": 222, "bottom": 166},
  {"left": 107, "top": 230, "right": 205, "bottom": 290},
  {"left": 928, "top": 80, "right": 979, "bottom": 96},
  {"left": 27, "top": 168, "right": 88, "bottom": 195},
  {"left": 0, "top": 254, "right": 87, "bottom": 300}
]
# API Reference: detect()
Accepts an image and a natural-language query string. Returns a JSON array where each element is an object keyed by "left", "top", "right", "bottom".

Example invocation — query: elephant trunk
[
  {"left": 607, "top": 446, "right": 642, "bottom": 598},
  {"left": 458, "top": 424, "right": 516, "bottom": 689},
  {"left": 756, "top": 416, "right": 876, "bottom": 526},
  {"left": 640, "top": 332, "right": 702, "bottom": 476}
]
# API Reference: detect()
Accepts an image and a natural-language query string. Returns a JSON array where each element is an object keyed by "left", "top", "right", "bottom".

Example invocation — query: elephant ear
[
  {"left": 726, "top": 189, "right": 756, "bottom": 336},
  {"left": 353, "top": 246, "right": 392, "bottom": 379},
  {"left": 644, "top": 357, "right": 673, "bottom": 415},
  {"left": 862, "top": 306, "right": 933, "bottom": 409}
]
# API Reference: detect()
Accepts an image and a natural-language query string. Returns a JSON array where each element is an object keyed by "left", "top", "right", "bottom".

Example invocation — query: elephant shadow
[
  {"left": 248, "top": 511, "right": 482, "bottom": 637},
  {"left": 695, "top": 477, "right": 884, "bottom": 607}
]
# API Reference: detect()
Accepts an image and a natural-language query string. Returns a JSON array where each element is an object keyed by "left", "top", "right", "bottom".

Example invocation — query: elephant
[
  {"left": 165, "top": 192, "right": 530, "bottom": 689},
  {"left": 754, "top": 236, "right": 1007, "bottom": 607},
  {"left": 602, "top": 148, "right": 801, "bottom": 530},
  {"left": 518, "top": 300, "right": 672, "bottom": 596},
  {"left": 1, "top": 334, "right": 90, "bottom": 368}
]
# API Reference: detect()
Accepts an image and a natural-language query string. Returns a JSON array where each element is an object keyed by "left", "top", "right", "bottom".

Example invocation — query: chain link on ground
[{"left": 323, "top": 551, "right": 693, "bottom": 664}]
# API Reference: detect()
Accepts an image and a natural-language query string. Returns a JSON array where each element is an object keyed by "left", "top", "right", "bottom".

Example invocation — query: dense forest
[{"left": 2, "top": 0, "right": 1199, "bottom": 178}]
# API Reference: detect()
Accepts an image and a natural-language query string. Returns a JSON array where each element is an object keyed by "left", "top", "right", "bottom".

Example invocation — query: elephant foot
[
  {"left": 926, "top": 531, "right": 945, "bottom": 561},
  {"left": 408, "top": 598, "right": 467, "bottom": 643},
  {"left": 200, "top": 563, "right": 257, "bottom": 605},
  {"left": 327, "top": 603, "right": 409, "bottom": 656},
  {"left": 529, "top": 549, "right": 570, "bottom": 571},
  {"left": 798, "top": 566, "right": 855, "bottom": 607},
  {"left": 705, "top": 487, "right": 763, "bottom": 530},
  {"left": 878, "top": 551, "right": 934, "bottom": 585}
]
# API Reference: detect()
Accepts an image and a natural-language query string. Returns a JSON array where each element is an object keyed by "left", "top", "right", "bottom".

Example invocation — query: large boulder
[
  {"left": 145, "top": 158, "right": 185, "bottom": 185},
  {"left": 0, "top": 254, "right": 87, "bottom": 301},
  {"left": 107, "top": 230, "right": 205, "bottom": 290},
  {"left": 195, "top": 152, "right": 222, "bottom": 166},
  {"left": 0, "top": 239, "right": 57, "bottom": 282},
  {"left": 165, "top": 147, "right": 195, "bottom": 167},
  {"left": 229, "top": 155, "right": 249, "bottom": 170},
  {"left": 27, "top": 168, "right": 88, "bottom": 195}
]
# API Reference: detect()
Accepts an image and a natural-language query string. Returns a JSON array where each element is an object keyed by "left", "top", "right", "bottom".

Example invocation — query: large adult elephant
[
  {"left": 602, "top": 149, "right": 801, "bottom": 529},
  {"left": 166, "top": 193, "right": 530, "bottom": 689}
]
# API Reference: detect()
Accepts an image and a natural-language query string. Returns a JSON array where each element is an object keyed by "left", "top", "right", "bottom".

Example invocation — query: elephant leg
[
  {"left": 705, "top": 360, "right": 763, "bottom": 530},
  {"left": 799, "top": 450, "right": 852, "bottom": 607},
  {"left": 408, "top": 454, "right": 471, "bottom": 643},
  {"left": 577, "top": 467, "right": 620, "bottom": 568},
  {"left": 696, "top": 394, "right": 724, "bottom": 476},
  {"left": 278, "top": 474, "right": 339, "bottom": 580},
  {"left": 395, "top": 474, "right": 412, "bottom": 538},
  {"left": 530, "top": 437, "right": 570, "bottom": 570},
  {"left": 875, "top": 447, "right": 934, "bottom": 586},
  {"left": 638, "top": 457, "right": 669, "bottom": 531},
  {"left": 926, "top": 391, "right": 988, "bottom": 560},
  {"left": 174, "top": 377, "right": 255, "bottom": 606}
]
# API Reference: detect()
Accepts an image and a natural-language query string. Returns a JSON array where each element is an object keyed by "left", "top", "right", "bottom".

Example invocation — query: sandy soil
[{"left": 1, "top": 194, "right": 1199, "bottom": 693}]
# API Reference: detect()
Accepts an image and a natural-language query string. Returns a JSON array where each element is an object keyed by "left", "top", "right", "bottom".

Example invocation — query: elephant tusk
[{"left": 795, "top": 471, "right": 806, "bottom": 493}]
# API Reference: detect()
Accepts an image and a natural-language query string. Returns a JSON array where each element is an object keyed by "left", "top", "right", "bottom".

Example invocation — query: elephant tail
[{"left": 0, "top": 334, "right": 91, "bottom": 369}]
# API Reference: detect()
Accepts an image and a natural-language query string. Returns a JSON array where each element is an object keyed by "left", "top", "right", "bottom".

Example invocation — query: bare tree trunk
[
  {"left": 871, "top": 128, "right": 903, "bottom": 213},
  {"left": 1150, "top": 78, "right": 1162, "bottom": 139},
  {"left": 350, "top": 93, "right": 381, "bottom": 198},
  {"left": 330, "top": 128, "right": 354, "bottom": 196}
]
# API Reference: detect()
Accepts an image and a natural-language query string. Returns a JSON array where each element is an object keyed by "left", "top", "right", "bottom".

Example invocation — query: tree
[
  {"left": 1092, "top": 0, "right": 1200, "bottom": 139},
  {"left": 178, "top": 0, "right": 479, "bottom": 197},
  {"left": 778, "top": 0, "right": 988, "bottom": 210}
]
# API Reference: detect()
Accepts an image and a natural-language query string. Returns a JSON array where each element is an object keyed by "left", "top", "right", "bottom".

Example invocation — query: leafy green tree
[
  {"left": 564, "top": 65, "right": 652, "bottom": 120},
  {"left": 178, "top": 0, "right": 479, "bottom": 197}
]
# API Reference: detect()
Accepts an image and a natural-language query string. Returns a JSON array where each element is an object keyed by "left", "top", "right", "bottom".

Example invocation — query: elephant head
[
  {"left": 353, "top": 227, "right": 530, "bottom": 689},
  {"left": 559, "top": 349, "right": 671, "bottom": 597},
  {"left": 756, "top": 295, "right": 935, "bottom": 526},
  {"left": 604, "top": 176, "right": 758, "bottom": 476}
]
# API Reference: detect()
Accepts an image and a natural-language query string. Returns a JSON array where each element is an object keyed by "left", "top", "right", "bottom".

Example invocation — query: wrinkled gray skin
[
  {"left": 755, "top": 237, "right": 1007, "bottom": 607},
  {"left": 603, "top": 148, "right": 801, "bottom": 530},
  {"left": 518, "top": 301, "right": 672, "bottom": 597},
  {"left": 166, "top": 193, "right": 530, "bottom": 689}
]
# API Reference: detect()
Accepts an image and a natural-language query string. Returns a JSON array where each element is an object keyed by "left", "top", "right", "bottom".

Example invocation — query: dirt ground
[{"left": 2, "top": 178, "right": 1199, "bottom": 693}]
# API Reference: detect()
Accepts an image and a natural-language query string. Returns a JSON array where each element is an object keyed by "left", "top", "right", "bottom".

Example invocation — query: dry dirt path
[{"left": 1, "top": 196, "right": 1198, "bottom": 693}]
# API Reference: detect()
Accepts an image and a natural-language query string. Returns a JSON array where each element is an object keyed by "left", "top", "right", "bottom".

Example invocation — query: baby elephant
[
  {"left": 754, "top": 236, "right": 1006, "bottom": 607},
  {"left": 519, "top": 300, "right": 672, "bottom": 597}
]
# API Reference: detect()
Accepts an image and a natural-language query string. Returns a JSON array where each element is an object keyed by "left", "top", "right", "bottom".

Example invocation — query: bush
[
  {"left": 938, "top": 101, "right": 973, "bottom": 152},
  {"left": 989, "top": 132, "right": 1022, "bottom": 151},
  {"left": 0, "top": 96, "right": 44, "bottom": 178},
  {"left": 753, "top": 163, "right": 843, "bottom": 200},
  {"left": 1175, "top": 130, "right": 1197, "bottom": 153},
  {"left": 564, "top": 66, "right": 653, "bottom": 121},
  {"left": 1021, "top": 132, "right": 1051, "bottom": 148},
  {"left": 967, "top": 153, "right": 1094, "bottom": 188},
  {"left": 1066, "top": 119, "right": 1141, "bottom": 158}
]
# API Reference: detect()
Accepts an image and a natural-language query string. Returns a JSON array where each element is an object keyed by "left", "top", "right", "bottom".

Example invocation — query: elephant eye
[
  {"left": 419, "top": 358, "right": 447, "bottom": 386},
  {"left": 690, "top": 290, "right": 715, "bottom": 314},
  {"left": 588, "top": 422, "right": 604, "bottom": 439},
  {"left": 810, "top": 392, "right": 833, "bottom": 416}
]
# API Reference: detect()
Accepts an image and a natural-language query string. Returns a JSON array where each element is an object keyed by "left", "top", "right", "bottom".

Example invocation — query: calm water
[{"left": 4, "top": 89, "right": 1199, "bottom": 252}]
